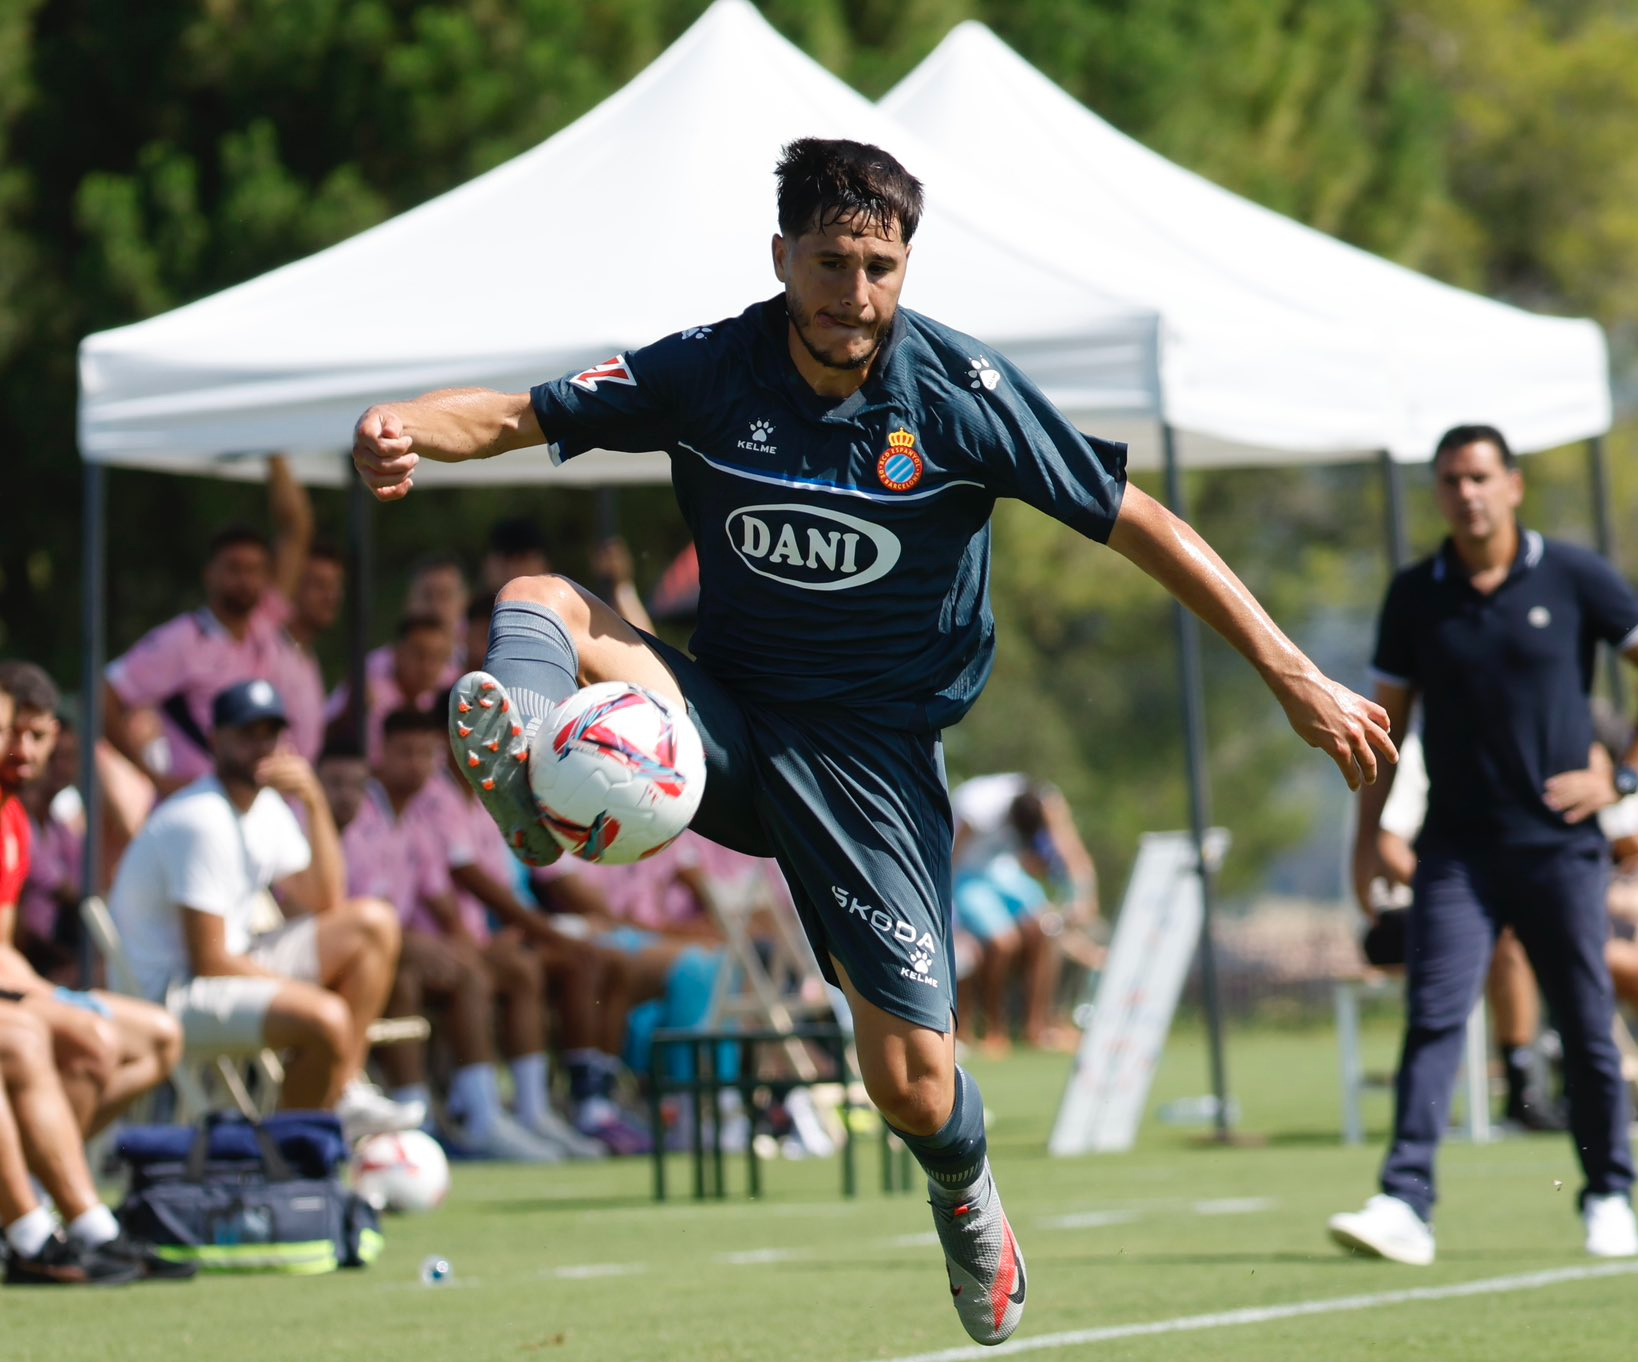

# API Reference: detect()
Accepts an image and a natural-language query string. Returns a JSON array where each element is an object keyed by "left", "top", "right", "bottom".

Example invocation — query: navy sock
[
  {"left": 484, "top": 600, "right": 581, "bottom": 724},
  {"left": 893, "top": 1067, "right": 989, "bottom": 1202}
]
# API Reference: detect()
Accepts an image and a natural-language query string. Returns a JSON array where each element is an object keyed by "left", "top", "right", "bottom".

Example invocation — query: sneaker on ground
[
  {"left": 447, "top": 1110, "right": 565, "bottom": 1164},
  {"left": 337, "top": 1080, "right": 426, "bottom": 1142},
  {"left": 98, "top": 1231, "right": 199, "bottom": 1281},
  {"left": 521, "top": 1106, "right": 608, "bottom": 1160},
  {"left": 928, "top": 1163, "right": 1026, "bottom": 1346},
  {"left": 4, "top": 1232, "right": 141, "bottom": 1286},
  {"left": 576, "top": 1112, "right": 654, "bottom": 1158},
  {"left": 1503, "top": 1090, "right": 1569, "bottom": 1132},
  {"left": 1328, "top": 1193, "right": 1436, "bottom": 1266},
  {"left": 449, "top": 671, "right": 560, "bottom": 867},
  {"left": 1583, "top": 1194, "right": 1638, "bottom": 1257}
]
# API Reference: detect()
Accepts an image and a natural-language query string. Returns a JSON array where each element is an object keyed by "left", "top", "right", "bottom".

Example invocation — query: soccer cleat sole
[{"left": 448, "top": 672, "right": 560, "bottom": 868}]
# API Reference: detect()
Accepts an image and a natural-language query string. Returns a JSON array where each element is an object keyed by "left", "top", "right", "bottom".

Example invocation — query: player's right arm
[
  {"left": 1351, "top": 680, "right": 1414, "bottom": 915},
  {"left": 352, "top": 388, "right": 542, "bottom": 503}
]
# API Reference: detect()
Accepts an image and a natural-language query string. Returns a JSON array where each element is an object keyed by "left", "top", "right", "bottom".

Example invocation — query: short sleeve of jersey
[
  {"left": 971, "top": 351, "right": 1127, "bottom": 543},
  {"left": 107, "top": 615, "right": 190, "bottom": 707},
  {"left": 1371, "top": 566, "right": 1421, "bottom": 689},
  {"left": 530, "top": 332, "right": 703, "bottom": 463},
  {"left": 258, "top": 794, "right": 313, "bottom": 885},
  {"left": 1567, "top": 545, "right": 1638, "bottom": 648}
]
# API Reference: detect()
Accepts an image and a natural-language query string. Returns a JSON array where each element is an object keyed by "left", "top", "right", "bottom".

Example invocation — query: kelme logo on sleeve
[{"left": 726, "top": 503, "right": 901, "bottom": 591}]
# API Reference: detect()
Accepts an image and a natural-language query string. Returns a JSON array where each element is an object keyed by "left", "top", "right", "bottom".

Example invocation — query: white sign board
[{"left": 1049, "top": 828, "right": 1229, "bottom": 1156}]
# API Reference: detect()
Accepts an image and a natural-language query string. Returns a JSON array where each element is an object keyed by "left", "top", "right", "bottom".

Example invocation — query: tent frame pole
[
  {"left": 1587, "top": 436, "right": 1625, "bottom": 710},
  {"left": 78, "top": 462, "right": 107, "bottom": 987},
  {"left": 1159, "top": 422, "right": 1231, "bottom": 1140},
  {"left": 1380, "top": 450, "right": 1411, "bottom": 570},
  {"left": 346, "top": 461, "right": 373, "bottom": 753}
]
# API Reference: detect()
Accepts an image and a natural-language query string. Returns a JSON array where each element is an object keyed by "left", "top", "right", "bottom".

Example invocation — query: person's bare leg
[
  {"left": 1489, "top": 928, "right": 1539, "bottom": 1049},
  {"left": 261, "top": 981, "right": 354, "bottom": 1110},
  {"left": 829, "top": 956, "right": 954, "bottom": 1135},
  {"left": 1609, "top": 941, "right": 1638, "bottom": 1013},
  {"left": 313, "top": 897, "right": 400, "bottom": 1080},
  {"left": 974, "top": 931, "right": 1019, "bottom": 1055},
  {"left": 542, "top": 939, "right": 610, "bottom": 1051},
  {"left": 0, "top": 1082, "right": 40, "bottom": 1227},
  {"left": 376, "top": 948, "right": 429, "bottom": 1091},
  {"left": 1018, "top": 917, "right": 1064, "bottom": 1048},
  {"left": 86, "top": 993, "right": 184, "bottom": 1135},
  {"left": 487, "top": 931, "right": 547, "bottom": 1060},
  {"left": 0, "top": 1008, "right": 100, "bottom": 1221},
  {"left": 498, "top": 575, "right": 684, "bottom": 708},
  {"left": 26, "top": 996, "right": 116, "bottom": 1134}
]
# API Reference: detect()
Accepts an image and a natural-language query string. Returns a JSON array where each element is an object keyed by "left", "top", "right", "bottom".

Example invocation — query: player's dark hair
[
  {"left": 395, "top": 611, "right": 447, "bottom": 640},
  {"left": 1007, "top": 788, "right": 1048, "bottom": 842},
  {"left": 0, "top": 661, "right": 59, "bottom": 716},
  {"left": 1433, "top": 424, "right": 1515, "bottom": 469},
  {"left": 381, "top": 706, "right": 441, "bottom": 739},
  {"left": 206, "top": 523, "right": 272, "bottom": 562},
  {"left": 409, "top": 550, "right": 466, "bottom": 583},
  {"left": 487, "top": 517, "right": 549, "bottom": 560},
  {"left": 465, "top": 590, "right": 497, "bottom": 624},
  {"left": 308, "top": 537, "right": 345, "bottom": 566},
  {"left": 775, "top": 138, "right": 923, "bottom": 244},
  {"left": 318, "top": 735, "right": 365, "bottom": 764}
]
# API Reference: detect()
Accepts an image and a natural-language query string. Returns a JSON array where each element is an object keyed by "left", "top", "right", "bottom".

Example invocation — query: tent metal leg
[
  {"left": 1380, "top": 450, "right": 1410, "bottom": 570},
  {"left": 1588, "top": 436, "right": 1625, "bottom": 709},
  {"left": 1160, "top": 423, "right": 1232, "bottom": 1140},
  {"left": 346, "top": 462, "right": 373, "bottom": 753},
  {"left": 78, "top": 462, "right": 107, "bottom": 988}
]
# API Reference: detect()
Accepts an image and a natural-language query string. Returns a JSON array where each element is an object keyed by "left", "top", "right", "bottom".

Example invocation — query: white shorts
[{"left": 166, "top": 917, "right": 322, "bottom": 1054}]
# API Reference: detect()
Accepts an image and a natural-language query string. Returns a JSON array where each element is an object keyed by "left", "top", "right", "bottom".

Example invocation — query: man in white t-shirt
[
  {"left": 949, "top": 773, "right": 1099, "bottom": 1051},
  {"left": 108, "top": 680, "right": 421, "bottom": 1140}
]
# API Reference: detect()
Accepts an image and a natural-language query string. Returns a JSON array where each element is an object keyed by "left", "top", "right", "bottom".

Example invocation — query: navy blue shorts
[{"left": 642, "top": 634, "right": 957, "bottom": 1033}]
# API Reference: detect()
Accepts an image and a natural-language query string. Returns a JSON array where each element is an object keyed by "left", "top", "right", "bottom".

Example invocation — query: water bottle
[{"left": 419, "top": 1255, "right": 455, "bottom": 1286}]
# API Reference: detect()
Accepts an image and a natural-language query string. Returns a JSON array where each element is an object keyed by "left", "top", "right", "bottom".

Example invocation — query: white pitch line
[
  {"left": 715, "top": 1248, "right": 804, "bottom": 1266},
  {"left": 548, "top": 1263, "right": 647, "bottom": 1280},
  {"left": 1036, "top": 1210, "right": 1139, "bottom": 1231},
  {"left": 1191, "top": 1197, "right": 1277, "bottom": 1216},
  {"left": 862, "top": 1261, "right": 1638, "bottom": 1362}
]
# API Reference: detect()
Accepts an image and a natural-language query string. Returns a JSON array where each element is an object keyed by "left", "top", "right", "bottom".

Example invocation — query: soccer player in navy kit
[
  {"left": 353, "top": 138, "right": 1396, "bottom": 1345},
  {"left": 1331, "top": 424, "right": 1638, "bottom": 1267}
]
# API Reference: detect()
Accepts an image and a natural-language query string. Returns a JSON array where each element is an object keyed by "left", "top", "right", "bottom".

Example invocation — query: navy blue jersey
[
  {"left": 531, "top": 296, "right": 1127, "bottom": 731},
  {"left": 1372, "top": 531, "right": 1638, "bottom": 849}
]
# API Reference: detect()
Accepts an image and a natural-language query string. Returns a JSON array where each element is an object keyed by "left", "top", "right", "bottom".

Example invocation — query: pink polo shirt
[
  {"left": 397, "top": 775, "right": 481, "bottom": 941},
  {"left": 19, "top": 810, "right": 81, "bottom": 946},
  {"left": 560, "top": 831, "right": 792, "bottom": 932},
  {"left": 253, "top": 591, "right": 326, "bottom": 766},
  {"left": 442, "top": 778, "right": 517, "bottom": 944},
  {"left": 108, "top": 603, "right": 320, "bottom": 781},
  {"left": 338, "top": 782, "right": 449, "bottom": 923},
  {"left": 324, "top": 645, "right": 459, "bottom": 767}
]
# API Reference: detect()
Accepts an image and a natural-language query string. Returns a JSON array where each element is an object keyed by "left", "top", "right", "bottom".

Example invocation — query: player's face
[
  {"left": 204, "top": 543, "right": 271, "bottom": 619},
  {"left": 773, "top": 213, "right": 909, "bottom": 392},
  {"left": 0, "top": 708, "right": 59, "bottom": 792},
  {"left": 394, "top": 625, "right": 452, "bottom": 698},
  {"left": 213, "top": 719, "right": 286, "bottom": 787},
  {"left": 1433, "top": 440, "right": 1521, "bottom": 546},
  {"left": 297, "top": 557, "right": 345, "bottom": 633},
  {"left": 0, "top": 694, "right": 13, "bottom": 767},
  {"left": 377, "top": 731, "right": 437, "bottom": 799},
  {"left": 318, "top": 755, "right": 369, "bottom": 828},
  {"left": 407, "top": 566, "right": 467, "bottom": 631}
]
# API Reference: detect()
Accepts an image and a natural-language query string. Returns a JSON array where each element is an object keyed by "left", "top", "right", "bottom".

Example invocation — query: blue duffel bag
[{"left": 116, "top": 1114, "right": 381, "bottom": 1274}]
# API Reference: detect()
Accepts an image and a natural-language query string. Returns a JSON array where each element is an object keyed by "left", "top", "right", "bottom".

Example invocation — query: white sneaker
[
  {"left": 455, "top": 1110, "right": 565, "bottom": 1164},
  {"left": 1328, "top": 1194, "right": 1436, "bottom": 1266},
  {"left": 521, "top": 1106, "right": 608, "bottom": 1160},
  {"left": 928, "top": 1162, "right": 1026, "bottom": 1346},
  {"left": 336, "top": 1081, "right": 426, "bottom": 1142},
  {"left": 1583, "top": 1194, "right": 1638, "bottom": 1257}
]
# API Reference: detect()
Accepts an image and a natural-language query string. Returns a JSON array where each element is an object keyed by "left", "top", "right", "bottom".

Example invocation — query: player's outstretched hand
[
  {"left": 353, "top": 405, "right": 419, "bottom": 502},
  {"left": 1279, "top": 670, "right": 1398, "bottom": 792}
]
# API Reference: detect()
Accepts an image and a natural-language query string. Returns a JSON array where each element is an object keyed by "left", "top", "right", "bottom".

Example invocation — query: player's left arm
[
  {"left": 1543, "top": 553, "right": 1638, "bottom": 823},
  {"left": 1105, "top": 484, "right": 1396, "bottom": 790}
]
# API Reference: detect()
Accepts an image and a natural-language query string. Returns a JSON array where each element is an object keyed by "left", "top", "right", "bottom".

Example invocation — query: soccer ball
[
  {"left": 529, "top": 681, "right": 706, "bottom": 864},
  {"left": 351, "top": 1130, "right": 451, "bottom": 1214}
]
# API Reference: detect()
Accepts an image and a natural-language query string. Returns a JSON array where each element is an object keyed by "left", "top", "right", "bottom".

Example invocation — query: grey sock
[
  {"left": 893, "top": 1067, "right": 989, "bottom": 1204},
  {"left": 485, "top": 600, "right": 581, "bottom": 723}
]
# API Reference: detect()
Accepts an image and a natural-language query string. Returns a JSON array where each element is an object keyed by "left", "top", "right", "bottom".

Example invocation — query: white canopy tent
[
  {"left": 881, "top": 21, "right": 1611, "bottom": 466},
  {"left": 76, "top": 0, "right": 1160, "bottom": 489}
]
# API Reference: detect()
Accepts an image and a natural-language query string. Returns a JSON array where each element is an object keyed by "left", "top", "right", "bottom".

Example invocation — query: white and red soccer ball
[
  {"left": 351, "top": 1130, "right": 450, "bottom": 1214},
  {"left": 529, "top": 682, "right": 706, "bottom": 865}
]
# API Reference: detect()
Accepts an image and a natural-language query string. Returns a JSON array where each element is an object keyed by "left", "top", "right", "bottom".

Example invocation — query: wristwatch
[{"left": 1616, "top": 764, "right": 1638, "bottom": 799}]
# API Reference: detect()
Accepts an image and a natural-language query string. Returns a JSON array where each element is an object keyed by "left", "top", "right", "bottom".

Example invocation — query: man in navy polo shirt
[
  {"left": 352, "top": 137, "right": 1397, "bottom": 1345},
  {"left": 1332, "top": 423, "right": 1638, "bottom": 1266}
]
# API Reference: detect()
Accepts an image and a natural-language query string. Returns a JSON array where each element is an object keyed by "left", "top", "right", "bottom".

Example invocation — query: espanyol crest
[{"left": 877, "top": 428, "right": 924, "bottom": 492}]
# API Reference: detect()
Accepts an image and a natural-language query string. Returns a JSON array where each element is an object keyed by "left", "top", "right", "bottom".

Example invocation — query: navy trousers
[{"left": 1381, "top": 840, "right": 1633, "bottom": 1221}]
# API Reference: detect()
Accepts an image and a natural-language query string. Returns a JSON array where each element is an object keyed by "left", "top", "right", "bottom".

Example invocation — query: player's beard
[{"left": 786, "top": 294, "right": 889, "bottom": 373}]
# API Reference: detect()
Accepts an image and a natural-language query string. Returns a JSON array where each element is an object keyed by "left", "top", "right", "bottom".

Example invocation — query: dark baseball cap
[{"left": 211, "top": 679, "right": 289, "bottom": 732}]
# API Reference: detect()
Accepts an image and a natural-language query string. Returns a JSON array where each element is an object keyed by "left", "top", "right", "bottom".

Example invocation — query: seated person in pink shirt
[
  {"left": 106, "top": 680, "right": 420, "bottom": 1142},
  {"left": 328, "top": 709, "right": 562, "bottom": 1161},
  {"left": 326, "top": 612, "right": 455, "bottom": 767},
  {"left": 104, "top": 524, "right": 325, "bottom": 794}
]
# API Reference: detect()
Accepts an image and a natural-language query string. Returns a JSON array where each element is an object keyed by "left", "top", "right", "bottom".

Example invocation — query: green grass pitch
[{"left": 10, "top": 1018, "right": 1632, "bottom": 1362}]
